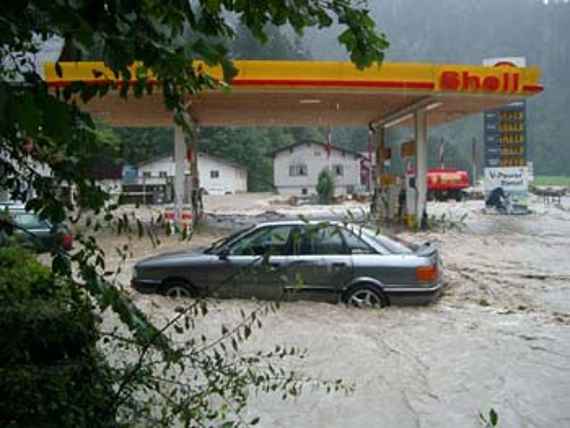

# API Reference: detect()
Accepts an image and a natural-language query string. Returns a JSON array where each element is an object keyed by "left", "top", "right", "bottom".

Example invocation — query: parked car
[
  {"left": 132, "top": 221, "right": 442, "bottom": 308},
  {"left": 0, "top": 203, "right": 73, "bottom": 253}
]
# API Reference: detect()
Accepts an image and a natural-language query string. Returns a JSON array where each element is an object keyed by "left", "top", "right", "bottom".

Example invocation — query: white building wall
[
  {"left": 137, "top": 154, "right": 247, "bottom": 194},
  {"left": 197, "top": 153, "right": 247, "bottom": 195},
  {"left": 273, "top": 143, "right": 362, "bottom": 196},
  {"left": 138, "top": 157, "right": 175, "bottom": 185}
]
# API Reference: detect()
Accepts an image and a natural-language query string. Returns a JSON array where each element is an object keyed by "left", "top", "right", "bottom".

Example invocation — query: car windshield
[
  {"left": 361, "top": 228, "right": 415, "bottom": 254},
  {"left": 204, "top": 225, "right": 254, "bottom": 254}
]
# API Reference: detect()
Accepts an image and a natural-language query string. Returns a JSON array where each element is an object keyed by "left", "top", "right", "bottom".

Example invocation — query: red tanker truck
[{"left": 427, "top": 168, "right": 470, "bottom": 201}]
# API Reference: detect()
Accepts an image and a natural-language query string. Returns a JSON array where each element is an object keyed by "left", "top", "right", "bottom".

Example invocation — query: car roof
[{"left": 252, "top": 220, "right": 348, "bottom": 228}]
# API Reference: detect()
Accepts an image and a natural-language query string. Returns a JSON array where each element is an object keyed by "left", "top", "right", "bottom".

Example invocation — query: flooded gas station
[{"left": 45, "top": 59, "right": 570, "bottom": 427}]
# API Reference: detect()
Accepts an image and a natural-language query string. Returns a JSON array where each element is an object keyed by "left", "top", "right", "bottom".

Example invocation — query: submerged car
[
  {"left": 132, "top": 221, "right": 442, "bottom": 308},
  {"left": 0, "top": 203, "right": 73, "bottom": 253}
]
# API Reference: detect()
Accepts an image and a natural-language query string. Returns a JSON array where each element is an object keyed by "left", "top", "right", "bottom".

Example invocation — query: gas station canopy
[
  {"left": 43, "top": 59, "right": 543, "bottom": 224},
  {"left": 44, "top": 60, "right": 543, "bottom": 128}
]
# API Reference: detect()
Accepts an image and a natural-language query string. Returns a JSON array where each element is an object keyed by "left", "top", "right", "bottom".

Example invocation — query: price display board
[
  {"left": 484, "top": 101, "right": 526, "bottom": 168},
  {"left": 483, "top": 101, "right": 529, "bottom": 213}
]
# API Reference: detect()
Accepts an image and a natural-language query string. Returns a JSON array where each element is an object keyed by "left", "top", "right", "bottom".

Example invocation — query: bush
[
  {"left": 317, "top": 168, "right": 335, "bottom": 204},
  {"left": 0, "top": 246, "right": 115, "bottom": 428},
  {"left": 0, "top": 246, "right": 55, "bottom": 302}
]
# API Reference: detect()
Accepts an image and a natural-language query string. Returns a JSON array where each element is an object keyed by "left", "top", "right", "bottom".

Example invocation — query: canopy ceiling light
[
  {"left": 425, "top": 102, "right": 443, "bottom": 111},
  {"left": 384, "top": 113, "right": 413, "bottom": 128}
]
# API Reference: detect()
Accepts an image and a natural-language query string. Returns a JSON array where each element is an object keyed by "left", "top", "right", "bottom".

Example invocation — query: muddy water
[{"left": 105, "top": 195, "right": 570, "bottom": 427}]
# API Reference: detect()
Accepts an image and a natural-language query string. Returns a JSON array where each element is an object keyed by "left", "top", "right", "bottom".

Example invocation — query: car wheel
[
  {"left": 345, "top": 286, "right": 386, "bottom": 309},
  {"left": 163, "top": 281, "right": 195, "bottom": 299}
]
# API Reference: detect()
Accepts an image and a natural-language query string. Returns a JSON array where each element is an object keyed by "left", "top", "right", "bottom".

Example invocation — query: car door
[
  {"left": 348, "top": 229, "right": 421, "bottom": 286},
  {"left": 223, "top": 225, "right": 295, "bottom": 301},
  {"left": 284, "top": 225, "right": 353, "bottom": 302}
]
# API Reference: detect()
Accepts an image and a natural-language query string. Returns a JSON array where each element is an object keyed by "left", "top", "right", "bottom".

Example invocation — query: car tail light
[
  {"left": 416, "top": 265, "right": 438, "bottom": 283},
  {"left": 62, "top": 234, "right": 73, "bottom": 251}
]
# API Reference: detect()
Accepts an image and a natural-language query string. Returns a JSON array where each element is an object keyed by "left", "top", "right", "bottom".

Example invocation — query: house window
[
  {"left": 333, "top": 165, "right": 344, "bottom": 176},
  {"left": 159, "top": 171, "right": 167, "bottom": 178},
  {"left": 289, "top": 164, "right": 308, "bottom": 177},
  {"left": 301, "top": 188, "right": 308, "bottom": 195},
  {"left": 142, "top": 171, "right": 152, "bottom": 178},
  {"left": 210, "top": 170, "right": 220, "bottom": 179}
]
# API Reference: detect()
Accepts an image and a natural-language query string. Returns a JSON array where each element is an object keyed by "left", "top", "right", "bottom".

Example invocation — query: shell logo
[
  {"left": 440, "top": 69, "right": 521, "bottom": 93},
  {"left": 440, "top": 61, "right": 521, "bottom": 93}
]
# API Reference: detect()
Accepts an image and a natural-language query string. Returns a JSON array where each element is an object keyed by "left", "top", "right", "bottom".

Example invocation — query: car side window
[
  {"left": 299, "top": 226, "right": 348, "bottom": 255},
  {"left": 230, "top": 226, "right": 293, "bottom": 256},
  {"left": 342, "top": 229, "right": 375, "bottom": 255}
]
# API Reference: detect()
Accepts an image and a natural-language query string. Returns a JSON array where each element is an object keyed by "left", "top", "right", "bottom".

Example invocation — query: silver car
[{"left": 131, "top": 221, "right": 443, "bottom": 308}]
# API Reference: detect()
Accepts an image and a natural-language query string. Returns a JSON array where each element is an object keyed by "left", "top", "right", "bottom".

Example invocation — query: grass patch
[{"left": 534, "top": 176, "right": 570, "bottom": 187}]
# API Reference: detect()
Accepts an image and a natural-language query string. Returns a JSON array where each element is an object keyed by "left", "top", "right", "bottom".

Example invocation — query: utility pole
[
  {"left": 472, "top": 137, "right": 478, "bottom": 185},
  {"left": 439, "top": 137, "right": 445, "bottom": 169}
]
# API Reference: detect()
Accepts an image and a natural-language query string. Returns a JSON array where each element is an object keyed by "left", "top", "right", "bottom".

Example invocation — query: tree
[
  {"left": 0, "top": 1, "right": 388, "bottom": 426},
  {"left": 317, "top": 168, "right": 336, "bottom": 204}
]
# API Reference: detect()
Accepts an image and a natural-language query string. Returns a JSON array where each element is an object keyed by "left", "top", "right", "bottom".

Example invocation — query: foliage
[
  {"left": 1, "top": 0, "right": 387, "bottom": 426},
  {"left": 534, "top": 176, "right": 570, "bottom": 187},
  {"left": 480, "top": 408, "right": 499, "bottom": 427},
  {"left": 317, "top": 168, "right": 336, "bottom": 204},
  {"left": 0, "top": 246, "right": 56, "bottom": 301},
  {"left": 116, "top": 127, "right": 175, "bottom": 166},
  {"left": 201, "top": 127, "right": 294, "bottom": 191},
  {"left": 0, "top": 247, "right": 115, "bottom": 428}
]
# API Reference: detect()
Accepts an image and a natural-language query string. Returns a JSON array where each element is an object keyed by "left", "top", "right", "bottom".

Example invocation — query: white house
[
  {"left": 271, "top": 141, "right": 364, "bottom": 196},
  {"left": 137, "top": 152, "right": 247, "bottom": 195}
]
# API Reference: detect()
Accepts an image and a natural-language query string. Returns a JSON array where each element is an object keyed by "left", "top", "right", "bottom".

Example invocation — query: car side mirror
[{"left": 218, "top": 247, "right": 230, "bottom": 260}]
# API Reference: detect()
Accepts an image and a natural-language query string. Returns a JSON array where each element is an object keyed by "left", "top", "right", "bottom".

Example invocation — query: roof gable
[
  {"left": 268, "top": 140, "right": 364, "bottom": 158},
  {"left": 137, "top": 152, "right": 246, "bottom": 171}
]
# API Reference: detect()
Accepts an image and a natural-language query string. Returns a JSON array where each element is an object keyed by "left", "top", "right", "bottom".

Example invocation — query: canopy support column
[
  {"left": 372, "top": 126, "right": 386, "bottom": 221},
  {"left": 174, "top": 125, "right": 186, "bottom": 223},
  {"left": 414, "top": 109, "right": 428, "bottom": 228}
]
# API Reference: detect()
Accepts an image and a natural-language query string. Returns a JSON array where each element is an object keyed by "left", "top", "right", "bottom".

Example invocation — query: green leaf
[
  {"left": 490, "top": 408, "right": 498, "bottom": 426},
  {"left": 13, "top": 93, "right": 41, "bottom": 135}
]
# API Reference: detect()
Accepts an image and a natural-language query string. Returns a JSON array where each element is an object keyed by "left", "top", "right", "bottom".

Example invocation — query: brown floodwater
[{"left": 97, "top": 195, "right": 570, "bottom": 427}]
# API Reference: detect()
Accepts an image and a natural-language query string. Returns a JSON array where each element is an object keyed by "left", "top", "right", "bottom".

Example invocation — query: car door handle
[{"left": 332, "top": 262, "right": 347, "bottom": 268}]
